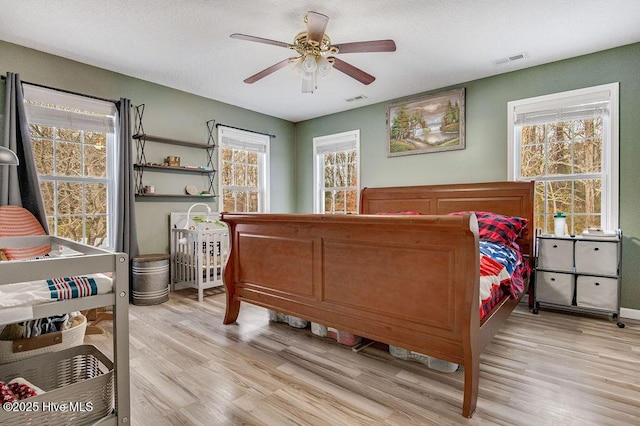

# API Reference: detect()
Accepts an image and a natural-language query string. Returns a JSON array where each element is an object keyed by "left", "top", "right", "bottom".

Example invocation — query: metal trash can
[{"left": 132, "top": 254, "right": 170, "bottom": 306}]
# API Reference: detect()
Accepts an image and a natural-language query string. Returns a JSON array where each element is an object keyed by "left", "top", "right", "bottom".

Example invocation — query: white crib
[{"left": 169, "top": 204, "right": 228, "bottom": 302}]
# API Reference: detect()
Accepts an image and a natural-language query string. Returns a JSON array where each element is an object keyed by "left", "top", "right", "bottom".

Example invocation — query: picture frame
[{"left": 387, "top": 88, "right": 465, "bottom": 157}]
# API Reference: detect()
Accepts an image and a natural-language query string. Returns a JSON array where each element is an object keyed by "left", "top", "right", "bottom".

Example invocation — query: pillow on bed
[{"left": 449, "top": 211, "right": 527, "bottom": 245}]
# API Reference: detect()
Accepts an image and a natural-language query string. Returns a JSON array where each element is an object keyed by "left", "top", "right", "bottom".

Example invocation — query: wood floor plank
[{"left": 86, "top": 289, "right": 640, "bottom": 425}]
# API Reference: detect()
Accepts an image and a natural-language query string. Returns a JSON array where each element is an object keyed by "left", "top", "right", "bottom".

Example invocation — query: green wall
[
  {"left": 0, "top": 40, "right": 296, "bottom": 255},
  {"left": 295, "top": 43, "right": 640, "bottom": 310},
  {"left": 1, "top": 39, "right": 638, "bottom": 310}
]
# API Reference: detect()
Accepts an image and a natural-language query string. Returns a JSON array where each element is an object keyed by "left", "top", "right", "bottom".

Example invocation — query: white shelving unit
[{"left": 533, "top": 231, "right": 624, "bottom": 327}]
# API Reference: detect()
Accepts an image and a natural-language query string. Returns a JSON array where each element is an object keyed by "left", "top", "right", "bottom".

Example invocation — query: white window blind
[
  {"left": 219, "top": 127, "right": 268, "bottom": 152},
  {"left": 514, "top": 102, "right": 609, "bottom": 126},
  {"left": 23, "top": 85, "right": 116, "bottom": 133},
  {"left": 313, "top": 131, "right": 359, "bottom": 154}
]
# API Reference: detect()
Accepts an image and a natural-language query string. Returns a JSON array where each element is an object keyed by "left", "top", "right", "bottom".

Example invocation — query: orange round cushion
[{"left": 0, "top": 206, "right": 50, "bottom": 260}]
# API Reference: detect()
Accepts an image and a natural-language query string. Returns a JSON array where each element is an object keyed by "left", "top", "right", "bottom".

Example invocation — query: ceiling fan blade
[
  {"left": 306, "top": 11, "right": 329, "bottom": 44},
  {"left": 334, "top": 39, "right": 396, "bottom": 54},
  {"left": 243, "top": 58, "right": 292, "bottom": 84},
  {"left": 230, "top": 33, "right": 291, "bottom": 49},
  {"left": 330, "top": 57, "right": 375, "bottom": 85}
]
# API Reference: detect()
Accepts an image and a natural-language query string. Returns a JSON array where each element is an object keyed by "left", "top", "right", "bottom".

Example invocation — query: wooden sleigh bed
[{"left": 220, "top": 181, "right": 534, "bottom": 418}]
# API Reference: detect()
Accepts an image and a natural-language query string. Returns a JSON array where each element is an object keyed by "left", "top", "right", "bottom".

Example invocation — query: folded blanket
[
  {"left": 0, "top": 274, "right": 112, "bottom": 309},
  {"left": 21, "top": 314, "right": 69, "bottom": 339},
  {"left": 0, "top": 311, "right": 82, "bottom": 340},
  {"left": 47, "top": 276, "right": 98, "bottom": 300}
]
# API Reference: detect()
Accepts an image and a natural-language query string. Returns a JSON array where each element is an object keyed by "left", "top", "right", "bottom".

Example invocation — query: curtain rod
[
  {"left": 1, "top": 75, "right": 118, "bottom": 104},
  {"left": 216, "top": 122, "right": 276, "bottom": 138}
]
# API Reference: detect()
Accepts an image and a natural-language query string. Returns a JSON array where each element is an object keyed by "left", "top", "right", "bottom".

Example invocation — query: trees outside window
[
  {"left": 218, "top": 127, "right": 269, "bottom": 213},
  {"left": 508, "top": 83, "right": 619, "bottom": 234},
  {"left": 313, "top": 130, "right": 360, "bottom": 214},
  {"left": 24, "top": 85, "right": 117, "bottom": 248}
]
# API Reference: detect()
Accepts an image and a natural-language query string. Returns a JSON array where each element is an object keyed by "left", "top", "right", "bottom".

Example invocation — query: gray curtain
[
  {"left": 1, "top": 72, "right": 49, "bottom": 232},
  {"left": 115, "top": 98, "right": 139, "bottom": 259}
]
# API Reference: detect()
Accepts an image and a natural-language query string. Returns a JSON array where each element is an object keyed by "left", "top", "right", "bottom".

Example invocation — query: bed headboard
[{"left": 360, "top": 181, "right": 535, "bottom": 267}]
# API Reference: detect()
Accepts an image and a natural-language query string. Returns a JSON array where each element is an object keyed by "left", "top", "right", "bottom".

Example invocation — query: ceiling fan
[{"left": 230, "top": 11, "right": 396, "bottom": 93}]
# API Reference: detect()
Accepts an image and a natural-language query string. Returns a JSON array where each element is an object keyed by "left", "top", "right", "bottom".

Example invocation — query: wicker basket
[
  {"left": 0, "top": 314, "right": 87, "bottom": 364},
  {"left": 0, "top": 344, "right": 113, "bottom": 426}
]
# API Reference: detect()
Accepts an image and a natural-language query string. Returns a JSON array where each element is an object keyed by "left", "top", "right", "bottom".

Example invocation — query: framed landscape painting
[{"left": 387, "top": 88, "right": 465, "bottom": 157}]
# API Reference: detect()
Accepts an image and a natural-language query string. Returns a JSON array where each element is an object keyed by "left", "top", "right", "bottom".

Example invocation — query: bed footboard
[{"left": 221, "top": 212, "right": 481, "bottom": 417}]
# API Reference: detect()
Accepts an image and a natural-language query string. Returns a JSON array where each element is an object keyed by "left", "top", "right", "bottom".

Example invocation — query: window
[
  {"left": 23, "top": 85, "right": 118, "bottom": 248},
  {"left": 313, "top": 130, "right": 360, "bottom": 214},
  {"left": 218, "top": 126, "right": 269, "bottom": 212},
  {"left": 508, "top": 83, "right": 619, "bottom": 234}
]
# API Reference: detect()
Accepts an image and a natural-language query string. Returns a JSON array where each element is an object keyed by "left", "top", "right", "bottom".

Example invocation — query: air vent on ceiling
[
  {"left": 492, "top": 52, "right": 529, "bottom": 66},
  {"left": 345, "top": 95, "right": 368, "bottom": 102}
]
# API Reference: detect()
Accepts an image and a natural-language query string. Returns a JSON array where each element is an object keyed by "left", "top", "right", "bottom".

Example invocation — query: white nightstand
[{"left": 533, "top": 231, "right": 624, "bottom": 327}]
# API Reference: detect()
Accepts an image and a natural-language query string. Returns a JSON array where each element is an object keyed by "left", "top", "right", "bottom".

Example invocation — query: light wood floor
[{"left": 86, "top": 289, "right": 640, "bottom": 426}]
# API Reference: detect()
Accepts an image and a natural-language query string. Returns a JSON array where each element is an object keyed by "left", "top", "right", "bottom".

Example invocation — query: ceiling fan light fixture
[
  {"left": 292, "top": 56, "right": 307, "bottom": 78},
  {"left": 301, "top": 54, "right": 318, "bottom": 74},
  {"left": 316, "top": 56, "right": 332, "bottom": 78}
]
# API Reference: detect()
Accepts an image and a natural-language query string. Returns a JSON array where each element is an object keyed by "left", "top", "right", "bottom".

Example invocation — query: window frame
[
  {"left": 507, "top": 82, "right": 619, "bottom": 232},
  {"left": 217, "top": 126, "right": 270, "bottom": 213},
  {"left": 312, "top": 129, "right": 360, "bottom": 214},
  {"left": 23, "top": 84, "right": 118, "bottom": 249}
]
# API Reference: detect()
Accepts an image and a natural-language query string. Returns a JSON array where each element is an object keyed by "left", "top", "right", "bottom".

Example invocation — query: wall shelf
[
  {"left": 135, "top": 193, "right": 216, "bottom": 200},
  {"left": 132, "top": 104, "right": 217, "bottom": 198},
  {"left": 132, "top": 133, "right": 214, "bottom": 149},
  {"left": 133, "top": 164, "right": 214, "bottom": 174}
]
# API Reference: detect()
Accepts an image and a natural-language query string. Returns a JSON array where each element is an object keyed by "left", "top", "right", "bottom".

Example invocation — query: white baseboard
[{"left": 620, "top": 308, "right": 640, "bottom": 320}]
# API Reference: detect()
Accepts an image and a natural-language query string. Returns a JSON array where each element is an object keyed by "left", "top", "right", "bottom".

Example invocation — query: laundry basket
[
  {"left": 0, "top": 344, "right": 113, "bottom": 425},
  {"left": 0, "top": 314, "right": 87, "bottom": 364}
]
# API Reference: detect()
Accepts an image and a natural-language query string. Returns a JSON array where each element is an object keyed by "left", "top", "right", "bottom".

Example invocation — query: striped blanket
[
  {"left": 47, "top": 276, "right": 99, "bottom": 300},
  {"left": 0, "top": 274, "right": 112, "bottom": 309}
]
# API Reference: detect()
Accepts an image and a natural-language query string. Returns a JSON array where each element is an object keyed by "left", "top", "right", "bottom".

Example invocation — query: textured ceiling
[{"left": 1, "top": 0, "right": 640, "bottom": 122}]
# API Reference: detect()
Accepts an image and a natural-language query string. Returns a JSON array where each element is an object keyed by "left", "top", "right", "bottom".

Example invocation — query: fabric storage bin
[
  {"left": 576, "top": 276, "right": 618, "bottom": 311},
  {"left": 0, "top": 314, "right": 87, "bottom": 364},
  {"left": 535, "top": 271, "right": 573, "bottom": 305},
  {"left": 0, "top": 344, "right": 113, "bottom": 426},
  {"left": 574, "top": 240, "right": 618, "bottom": 276},
  {"left": 537, "top": 238, "right": 573, "bottom": 272}
]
